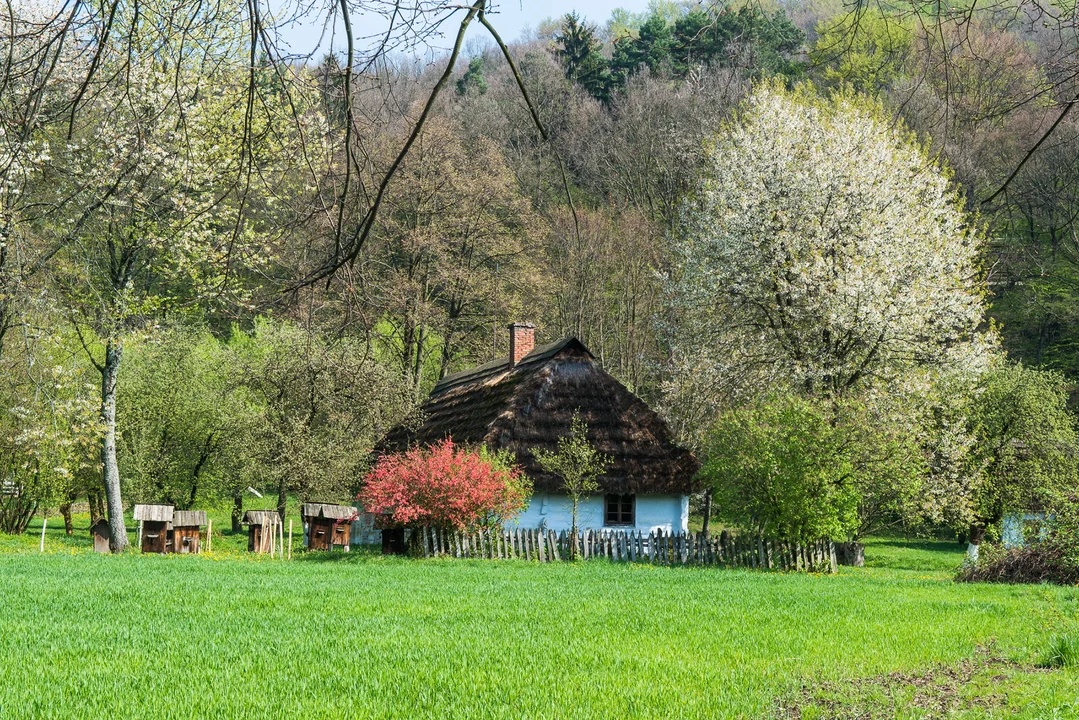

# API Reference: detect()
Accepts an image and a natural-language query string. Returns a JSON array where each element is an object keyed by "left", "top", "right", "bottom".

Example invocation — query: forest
[{"left": 1, "top": 0, "right": 1078, "bottom": 558}]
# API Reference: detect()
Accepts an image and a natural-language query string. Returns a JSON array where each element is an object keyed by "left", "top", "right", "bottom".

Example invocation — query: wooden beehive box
[
  {"left": 301, "top": 503, "right": 357, "bottom": 551},
  {"left": 91, "top": 519, "right": 111, "bottom": 554},
  {"left": 133, "top": 504, "right": 174, "bottom": 554},
  {"left": 172, "top": 510, "right": 206, "bottom": 554},
  {"left": 243, "top": 510, "right": 281, "bottom": 553}
]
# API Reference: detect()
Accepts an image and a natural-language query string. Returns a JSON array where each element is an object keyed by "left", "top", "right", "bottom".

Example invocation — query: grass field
[{"left": 1, "top": 516, "right": 1077, "bottom": 719}]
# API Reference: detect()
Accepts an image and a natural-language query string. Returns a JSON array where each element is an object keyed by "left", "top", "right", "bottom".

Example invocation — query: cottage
[
  {"left": 172, "top": 510, "right": 206, "bottom": 554},
  {"left": 378, "top": 324, "right": 700, "bottom": 534},
  {"left": 133, "top": 504, "right": 174, "bottom": 554},
  {"left": 301, "top": 503, "right": 357, "bottom": 551},
  {"left": 243, "top": 510, "right": 282, "bottom": 553}
]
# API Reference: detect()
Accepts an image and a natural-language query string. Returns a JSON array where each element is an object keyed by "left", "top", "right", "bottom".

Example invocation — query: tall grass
[{"left": 1039, "top": 634, "right": 1079, "bottom": 669}]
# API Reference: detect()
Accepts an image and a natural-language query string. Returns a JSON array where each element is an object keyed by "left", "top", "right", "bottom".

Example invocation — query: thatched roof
[
  {"left": 243, "top": 510, "right": 281, "bottom": 527},
  {"left": 133, "top": 504, "right": 174, "bottom": 522},
  {"left": 301, "top": 503, "right": 358, "bottom": 521},
  {"left": 378, "top": 337, "right": 700, "bottom": 494},
  {"left": 173, "top": 510, "right": 206, "bottom": 527}
]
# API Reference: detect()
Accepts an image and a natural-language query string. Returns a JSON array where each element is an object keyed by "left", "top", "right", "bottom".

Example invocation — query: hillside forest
[{"left": 2, "top": 0, "right": 1079, "bottom": 552}]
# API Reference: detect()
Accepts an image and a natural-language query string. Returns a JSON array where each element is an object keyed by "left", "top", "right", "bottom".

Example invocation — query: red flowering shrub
[{"left": 357, "top": 439, "right": 531, "bottom": 530}]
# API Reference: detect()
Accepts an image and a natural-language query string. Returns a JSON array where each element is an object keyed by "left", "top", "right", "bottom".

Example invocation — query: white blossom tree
[
  {"left": 668, "top": 82, "right": 993, "bottom": 413},
  {"left": 667, "top": 83, "right": 998, "bottom": 537}
]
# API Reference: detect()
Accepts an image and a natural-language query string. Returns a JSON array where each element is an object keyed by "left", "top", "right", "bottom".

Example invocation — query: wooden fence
[{"left": 416, "top": 527, "right": 837, "bottom": 573}]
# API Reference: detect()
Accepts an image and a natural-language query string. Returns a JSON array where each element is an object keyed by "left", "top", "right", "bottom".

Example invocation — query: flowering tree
[
  {"left": 668, "top": 82, "right": 992, "bottom": 417},
  {"left": 666, "top": 82, "right": 998, "bottom": 539},
  {"left": 26, "top": 0, "right": 315, "bottom": 551},
  {"left": 357, "top": 440, "right": 530, "bottom": 531}
]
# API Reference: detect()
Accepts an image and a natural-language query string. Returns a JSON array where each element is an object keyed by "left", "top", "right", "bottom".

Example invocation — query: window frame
[{"left": 604, "top": 493, "right": 635, "bottom": 527}]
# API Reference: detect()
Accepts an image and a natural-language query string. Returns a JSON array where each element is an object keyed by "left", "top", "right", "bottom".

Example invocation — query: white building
[
  {"left": 516, "top": 493, "right": 689, "bottom": 534},
  {"left": 377, "top": 324, "right": 699, "bottom": 533}
]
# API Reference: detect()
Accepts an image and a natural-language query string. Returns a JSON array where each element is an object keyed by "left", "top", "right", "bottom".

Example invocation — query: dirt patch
[{"left": 776, "top": 645, "right": 1054, "bottom": 719}]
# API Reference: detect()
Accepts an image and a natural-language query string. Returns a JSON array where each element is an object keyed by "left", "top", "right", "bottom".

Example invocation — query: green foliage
[
  {"left": 967, "top": 363, "right": 1078, "bottom": 526},
  {"left": 0, "top": 333, "right": 100, "bottom": 534},
  {"left": 611, "top": 5, "right": 804, "bottom": 83},
  {"left": 456, "top": 56, "right": 488, "bottom": 96},
  {"left": 612, "top": 12, "right": 674, "bottom": 78},
  {"left": 117, "top": 324, "right": 258, "bottom": 509},
  {"left": 701, "top": 394, "right": 859, "bottom": 542},
  {"left": 1049, "top": 494, "right": 1079, "bottom": 568},
  {"left": 231, "top": 318, "right": 412, "bottom": 506},
  {"left": 556, "top": 5, "right": 803, "bottom": 101},
  {"left": 812, "top": 12, "right": 914, "bottom": 94},
  {"left": 114, "top": 317, "right": 412, "bottom": 512},
  {"left": 554, "top": 13, "right": 612, "bottom": 102}
]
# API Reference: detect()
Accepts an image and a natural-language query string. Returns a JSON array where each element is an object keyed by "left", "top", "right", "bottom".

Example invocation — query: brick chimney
[{"left": 508, "top": 322, "right": 535, "bottom": 366}]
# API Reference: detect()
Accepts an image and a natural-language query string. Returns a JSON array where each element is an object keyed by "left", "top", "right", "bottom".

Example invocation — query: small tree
[
  {"left": 357, "top": 439, "right": 531, "bottom": 531},
  {"left": 533, "top": 413, "right": 610, "bottom": 559}
]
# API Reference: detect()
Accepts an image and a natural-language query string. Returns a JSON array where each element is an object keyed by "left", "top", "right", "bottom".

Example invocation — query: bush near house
[{"left": 357, "top": 439, "right": 531, "bottom": 531}]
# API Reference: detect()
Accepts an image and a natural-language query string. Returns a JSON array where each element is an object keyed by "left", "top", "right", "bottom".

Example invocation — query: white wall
[{"left": 512, "top": 493, "right": 688, "bottom": 534}]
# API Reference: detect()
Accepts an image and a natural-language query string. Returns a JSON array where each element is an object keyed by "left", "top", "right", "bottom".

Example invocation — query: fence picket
[{"left": 416, "top": 525, "right": 836, "bottom": 574}]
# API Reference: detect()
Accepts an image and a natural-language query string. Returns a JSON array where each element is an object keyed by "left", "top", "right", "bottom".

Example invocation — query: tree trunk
[
  {"left": 277, "top": 474, "right": 287, "bottom": 524},
  {"left": 570, "top": 497, "right": 579, "bottom": 561},
  {"left": 101, "top": 338, "right": 128, "bottom": 553},
  {"left": 87, "top": 490, "right": 100, "bottom": 525},
  {"left": 967, "top": 523, "right": 986, "bottom": 561},
  {"left": 702, "top": 488, "right": 713, "bottom": 538},
  {"left": 60, "top": 502, "right": 74, "bottom": 535},
  {"left": 90, "top": 489, "right": 104, "bottom": 525},
  {"left": 232, "top": 493, "right": 243, "bottom": 533}
]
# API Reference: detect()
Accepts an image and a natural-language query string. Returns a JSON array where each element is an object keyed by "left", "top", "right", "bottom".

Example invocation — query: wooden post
[
  {"left": 280, "top": 521, "right": 286, "bottom": 559},
  {"left": 138, "top": 520, "right": 143, "bottom": 552},
  {"left": 39, "top": 516, "right": 47, "bottom": 553},
  {"left": 702, "top": 487, "right": 712, "bottom": 538}
]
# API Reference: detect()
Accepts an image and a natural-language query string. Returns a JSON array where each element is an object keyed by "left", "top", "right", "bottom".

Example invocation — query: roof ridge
[{"left": 431, "top": 337, "right": 590, "bottom": 396}]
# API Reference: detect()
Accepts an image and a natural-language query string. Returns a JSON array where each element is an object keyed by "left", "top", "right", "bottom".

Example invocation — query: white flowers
[{"left": 669, "top": 82, "right": 993, "bottom": 400}]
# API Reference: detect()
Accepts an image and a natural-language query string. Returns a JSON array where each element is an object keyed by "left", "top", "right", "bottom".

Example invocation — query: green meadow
[{"left": 1, "top": 518, "right": 1077, "bottom": 719}]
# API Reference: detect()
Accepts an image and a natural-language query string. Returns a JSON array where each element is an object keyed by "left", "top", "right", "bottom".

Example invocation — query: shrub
[
  {"left": 956, "top": 543, "right": 1079, "bottom": 585},
  {"left": 699, "top": 394, "right": 859, "bottom": 543},
  {"left": 357, "top": 439, "right": 531, "bottom": 531}
]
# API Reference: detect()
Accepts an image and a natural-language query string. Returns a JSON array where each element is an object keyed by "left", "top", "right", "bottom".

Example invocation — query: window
[{"left": 605, "top": 494, "right": 635, "bottom": 527}]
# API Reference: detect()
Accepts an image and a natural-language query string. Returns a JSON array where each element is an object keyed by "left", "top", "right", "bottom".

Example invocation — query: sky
[{"left": 269, "top": 0, "right": 651, "bottom": 61}]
